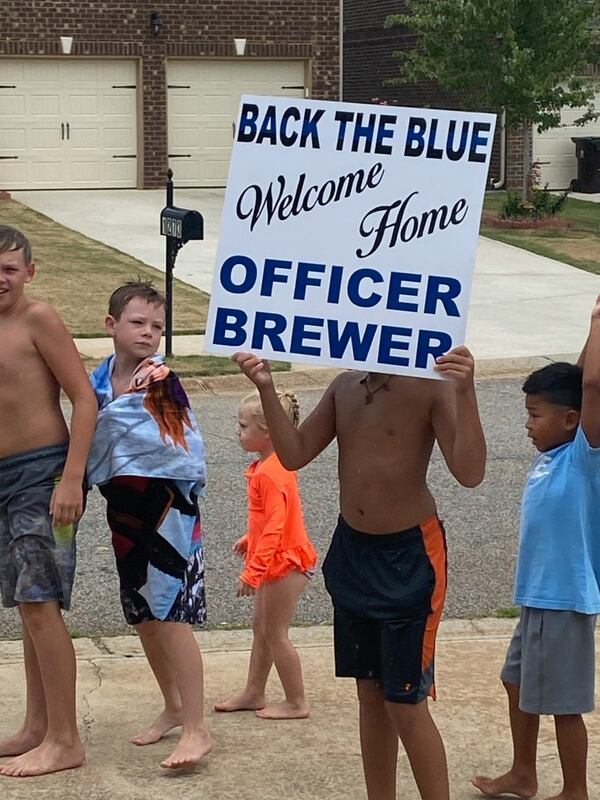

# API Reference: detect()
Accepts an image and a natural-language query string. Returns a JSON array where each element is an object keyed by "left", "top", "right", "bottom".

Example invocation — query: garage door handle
[
  {"left": 61, "top": 123, "right": 65, "bottom": 140},
  {"left": 168, "top": 154, "right": 191, "bottom": 158},
  {"left": 66, "top": 122, "right": 70, "bottom": 140},
  {"left": 0, "top": 155, "right": 18, "bottom": 159}
]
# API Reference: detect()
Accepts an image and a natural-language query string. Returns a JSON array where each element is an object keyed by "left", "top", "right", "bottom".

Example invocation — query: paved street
[{"left": 0, "top": 375, "right": 530, "bottom": 639}]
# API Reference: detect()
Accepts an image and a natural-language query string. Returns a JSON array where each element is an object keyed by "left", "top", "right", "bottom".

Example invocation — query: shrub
[{"left": 501, "top": 162, "right": 569, "bottom": 219}]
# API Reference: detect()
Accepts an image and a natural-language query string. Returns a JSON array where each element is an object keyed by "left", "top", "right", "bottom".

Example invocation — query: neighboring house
[
  {"left": 344, "top": 0, "right": 600, "bottom": 191},
  {"left": 0, "top": 2, "right": 340, "bottom": 190}
]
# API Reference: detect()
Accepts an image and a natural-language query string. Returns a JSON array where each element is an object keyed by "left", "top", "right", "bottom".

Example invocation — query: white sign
[{"left": 205, "top": 96, "right": 496, "bottom": 378}]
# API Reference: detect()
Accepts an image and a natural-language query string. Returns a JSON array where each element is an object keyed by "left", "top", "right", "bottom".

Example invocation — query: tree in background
[{"left": 386, "top": 0, "right": 600, "bottom": 198}]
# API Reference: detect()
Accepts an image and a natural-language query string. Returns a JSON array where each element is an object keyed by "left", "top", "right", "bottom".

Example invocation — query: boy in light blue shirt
[{"left": 473, "top": 296, "right": 600, "bottom": 800}]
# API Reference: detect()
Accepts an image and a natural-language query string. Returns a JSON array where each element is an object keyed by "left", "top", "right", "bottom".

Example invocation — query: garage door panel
[
  {"left": 0, "top": 162, "right": 27, "bottom": 183},
  {"left": 30, "top": 129, "right": 61, "bottom": 149},
  {"left": 171, "top": 127, "right": 199, "bottom": 148},
  {"left": 27, "top": 63, "right": 60, "bottom": 82},
  {"left": 102, "top": 93, "right": 135, "bottom": 116},
  {"left": 30, "top": 94, "right": 61, "bottom": 116},
  {"left": 0, "top": 130, "right": 25, "bottom": 149},
  {"left": 68, "top": 94, "right": 99, "bottom": 116},
  {"left": 33, "top": 162, "right": 64, "bottom": 182},
  {"left": 2, "top": 95, "right": 26, "bottom": 116},
  {"left": 168, "top": 59, "right": 306, "bottom": 187},
  {"left": 0, "top": 58, "right": 137, "bottom": 189},
  {"left": 103, "top": 127, "right": 136, "bottom": 149},
  {"left": 170, "top": 94, "right": 200, "bottom": 115}
]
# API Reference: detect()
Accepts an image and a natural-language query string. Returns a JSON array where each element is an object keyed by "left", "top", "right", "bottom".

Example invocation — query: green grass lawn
[
  {"left": 481, "top": 191, "right": 600, "bottom": 274},
  {"left": 83, "top": 354, "right": 291, "bottom": 378},
  {"left": 0, "top": 199, "right": 210, "bottom": 336},
  {"left": 0, "top": 199, "right": 291, "bottom": 376}
]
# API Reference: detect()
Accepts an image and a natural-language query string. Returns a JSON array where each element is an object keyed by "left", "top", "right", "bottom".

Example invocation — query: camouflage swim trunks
[{"left": 0, "top": 444, "right": 77, "bottom": 610}]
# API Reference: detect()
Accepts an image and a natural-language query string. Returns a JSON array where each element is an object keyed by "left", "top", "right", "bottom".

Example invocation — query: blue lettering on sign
[
  {"left": 378, "top": 326, "right": 411, "bottom": 366},
  {"left": 327, "top": 320, "right": 377, "bottom": 361},
  {"left": 290, "top": 316, "right": 324, "bottom": 356},
  {"left": 424, "top": 277, "right": 461, "bottom": 317},
  {"left": 347, "top": 268, "right": 384, "bottom": 308},
  {"left": 213, "top": 307, "right": 248, "bottom": 347},
  {"left": 220, "top": 255, "right": 257, "bottom": 293},
  {"left": 251, "top": 312, "right": 287, "bottom": 351},
  {"left": 415, "top": 330, "right": 453, "bottom": 368}
]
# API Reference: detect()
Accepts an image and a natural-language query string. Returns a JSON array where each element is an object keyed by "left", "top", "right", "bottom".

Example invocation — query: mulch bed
[{"left": 482, "top": 213, "right": 571, "bottom": 230}]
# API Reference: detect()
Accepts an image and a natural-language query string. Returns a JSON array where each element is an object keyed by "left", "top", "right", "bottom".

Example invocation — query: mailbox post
[{"left": 160, "top": 169, "right": 204, "bottom": 357}]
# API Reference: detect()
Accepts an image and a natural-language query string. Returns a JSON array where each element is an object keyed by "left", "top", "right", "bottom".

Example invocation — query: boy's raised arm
[
  {"left": 233, "top": 352, "right": 336, "bottom": 469},
  {"left": 31, "top": 304, "right": 97, "bottom": 523},
  {"left": 580, "top": 296, "right": 600, "bottom": 447},
  {"left": 431, "top": 346, "right": 486, "bottom": 488}
]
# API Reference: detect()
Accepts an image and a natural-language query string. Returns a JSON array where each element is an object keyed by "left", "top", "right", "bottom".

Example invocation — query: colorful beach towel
[{"left": 88, "top": 356, "right": 206, "bottom": 620}]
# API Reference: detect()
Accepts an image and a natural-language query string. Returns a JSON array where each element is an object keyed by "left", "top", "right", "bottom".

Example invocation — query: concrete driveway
[{"left": 12, "top": 188, "right": 600, "bottom": 361}]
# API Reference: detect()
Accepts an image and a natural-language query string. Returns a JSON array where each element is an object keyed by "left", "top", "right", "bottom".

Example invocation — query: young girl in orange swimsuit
[{"left": 215, "top": 390, "right": 316, "bottom": 720}]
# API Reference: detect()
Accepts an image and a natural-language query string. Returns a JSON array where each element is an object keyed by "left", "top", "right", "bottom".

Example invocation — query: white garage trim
[
  {"left": 532, "top": 88, "right": 600, "bottom": 190},
  {"left": 167, "top": 59, "right": 308, "bottom": 188},
  {"left": 0, "top": 58, "right": 139, "bottom": 190}
]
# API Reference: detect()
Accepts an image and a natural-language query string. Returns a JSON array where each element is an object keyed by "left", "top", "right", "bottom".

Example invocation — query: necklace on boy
[{"left": 360, "top": 373, "right": 393, "bottom": 404}]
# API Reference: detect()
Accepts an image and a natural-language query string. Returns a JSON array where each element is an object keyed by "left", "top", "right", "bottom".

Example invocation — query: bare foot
[
  {"left": 0, "top": 740, "right": 85, "bottom": 778},
  {"left": 131, "top": 709, "right": 183, "bottom": 746},
  {"left": 160, "top": 728, "right": 213, "bottom": 769},
  {"left": 0, "top": 729, "right": 45, "bottom": 758},
  {"left": 471, "top": 772, "right": 538, "bottom": 798},
  {"left": 213, "top": 691, "right": 265, "bottom": 713},
  {"left": 255, "top": 701, "right": 310, "bottom": 720}
]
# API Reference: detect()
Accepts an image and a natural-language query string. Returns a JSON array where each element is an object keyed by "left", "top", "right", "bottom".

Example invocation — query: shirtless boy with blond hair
[
  {"left": 0, "top": 225, "right": 97, "bottom": 777},
  {"left": 234, "top": 347, "right": 486, "bottom": 800}
]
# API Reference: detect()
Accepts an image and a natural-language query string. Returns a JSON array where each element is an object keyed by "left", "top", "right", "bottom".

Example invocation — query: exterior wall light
[
  {"left": 60, "top": 36, "right": 73, "bottom": 54},
  {"left": 150, "top": 12, "right": 162, "bottom": 36}
]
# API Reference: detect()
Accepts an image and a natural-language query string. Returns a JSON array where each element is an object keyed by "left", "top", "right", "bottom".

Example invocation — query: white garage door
[
  {"left": 532, "top": 89, "right": 600, "bottom": 190},
  {"left": 0, "top": 59, "right": 138, "bottom": 189},
  {"left": 167, "top": 60, "right": 306, "bottom": 187}
]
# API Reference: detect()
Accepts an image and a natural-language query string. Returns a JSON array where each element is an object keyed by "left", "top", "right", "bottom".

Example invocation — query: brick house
[
  {"left": 0, "top": 1, "right": 340, "bottom": 189},
  {"left": 343, "top": 0, "right": 600, "bottom": 191}
]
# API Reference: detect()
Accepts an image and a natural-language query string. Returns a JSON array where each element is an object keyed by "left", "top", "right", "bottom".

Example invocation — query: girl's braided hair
[{"left": 241, "top": 389, "right": 300, "bottom": 430}]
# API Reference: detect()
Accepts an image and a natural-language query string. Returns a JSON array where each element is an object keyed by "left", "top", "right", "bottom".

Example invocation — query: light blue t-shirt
[{"left": 514, "top": 425, "right": 600, "bottom": 614}]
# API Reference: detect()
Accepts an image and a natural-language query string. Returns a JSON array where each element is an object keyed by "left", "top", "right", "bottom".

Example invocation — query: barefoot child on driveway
[
  {"left": 0, "top": 225, "right": 97, "bottom": 778},
  {"left": 233, "top": 346, "right": 486, "bottom": 800},
  {"left": 87, "top": 281, "right": 212, "bottom": 769},
  {"left": 215, "top": 390, "right": 316, "bottom": 720},
  {"left": 473, "top": 297, "right": 600, "bottom": 800}
]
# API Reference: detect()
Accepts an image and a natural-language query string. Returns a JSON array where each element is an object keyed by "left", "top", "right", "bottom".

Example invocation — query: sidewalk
[{"left": 1, "top": 620, "right": 599, "bottom": 799}]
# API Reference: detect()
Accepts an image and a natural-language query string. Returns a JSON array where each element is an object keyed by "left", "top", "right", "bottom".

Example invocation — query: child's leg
[
  {"left": 214, "top": 587, "right": 272, "bottom": 711},
  {"left": 155, "top": 622, "right": 212, "bottom": 770},
  {"left": 0, "top": 601, "right": 84, "bottom": 778},
  {"left": 255, "top": 570, "right": 310, "bottom": 720},
  {"left": 472, "top": 681, "right": 539, "bottom": 798},
  {"left": 0, "top": 617, "right": 46, "bottom": 756},
  {"left": 356, "top": 679, "right": 399, "bottom": 800},
  {"left": 385, "top": 698, "right": 449, "bottom": 800},
  {"left": 550, "top": 714, "right": 588, "bottom": 800},
  {"left": 131, "top": 620, "right": 184, "bottom": 745}
]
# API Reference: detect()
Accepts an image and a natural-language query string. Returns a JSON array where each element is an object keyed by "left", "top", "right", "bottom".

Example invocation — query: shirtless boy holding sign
[{"left": 233, "top": 346, "right": 486, "bottom": 800}]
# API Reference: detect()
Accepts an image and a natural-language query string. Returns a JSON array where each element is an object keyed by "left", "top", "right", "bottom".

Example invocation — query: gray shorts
[
  {"left": 501, "top": 606, "right": 597, "bottom": 715},
  {"left": 0, "top": 445, "right": 77, "bottom": 611}
]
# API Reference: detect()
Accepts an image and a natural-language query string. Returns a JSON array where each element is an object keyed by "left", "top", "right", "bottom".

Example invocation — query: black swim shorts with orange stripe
[{"left": 322, "top": 515, "right": 447, "bottom": 703}]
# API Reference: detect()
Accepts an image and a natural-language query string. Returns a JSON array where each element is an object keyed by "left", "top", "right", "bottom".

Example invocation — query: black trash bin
[{"left": 570, "top": 136, "right": 600, "bottom": 193}]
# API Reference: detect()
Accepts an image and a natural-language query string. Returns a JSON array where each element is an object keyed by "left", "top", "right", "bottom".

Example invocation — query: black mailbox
[{"left": 160, "top": 206, "right": 204, "bottom": 241}]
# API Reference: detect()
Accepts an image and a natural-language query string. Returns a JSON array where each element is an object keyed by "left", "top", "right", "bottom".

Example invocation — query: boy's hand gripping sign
[{"left": 205, "top": 96, "right": 495, "bottom": 378}]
